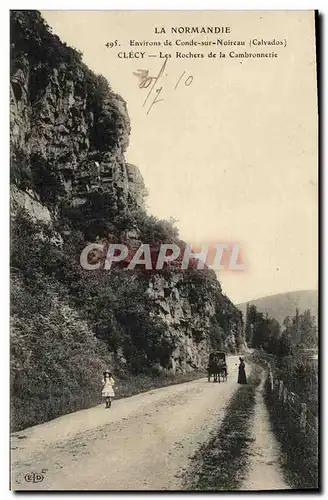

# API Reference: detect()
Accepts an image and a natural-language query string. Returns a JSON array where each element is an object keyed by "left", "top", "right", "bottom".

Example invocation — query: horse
[
  {"left": 208, "top": 356, "right": 220, "bottom": 382},
  {"left": 217, "top": 360, "right": 228, "bottom": 382}
]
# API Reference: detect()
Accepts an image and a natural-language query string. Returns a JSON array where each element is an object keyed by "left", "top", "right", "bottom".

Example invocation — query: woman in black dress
[{"left": 237, "top": 357, "right": 247, "bottom": 384}]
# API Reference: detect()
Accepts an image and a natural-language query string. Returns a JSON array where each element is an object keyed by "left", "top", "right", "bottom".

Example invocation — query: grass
[
  {"left": 264, "top": 387, "right": 319, "bottom": 490},
  {"left": 11, "top": 370, "right": 208, "bottom": 432},
  {"left": 249, "top": 351, "right": 319, "bottom": 489},
  {"left": 183, "top": 364, "right": 262, "bottom": 491}
]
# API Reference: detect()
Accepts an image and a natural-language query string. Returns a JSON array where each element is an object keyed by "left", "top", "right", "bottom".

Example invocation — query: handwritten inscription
[{"left": 133, "top": 57, "right": 194, "bottom": 115}]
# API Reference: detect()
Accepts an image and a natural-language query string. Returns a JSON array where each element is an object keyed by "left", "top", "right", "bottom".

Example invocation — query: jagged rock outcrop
[
  {"left": 10, "top": 11, "right": 144, "bottom": 214},
  {"left": 148, "top": 267, "right": 244, "bottom": 371},
  {"left": 11, "top": 185, "right": 52, "bottom": 223},
  {"left": 147, "top": 274, "right": 215, "bottom": 371}
]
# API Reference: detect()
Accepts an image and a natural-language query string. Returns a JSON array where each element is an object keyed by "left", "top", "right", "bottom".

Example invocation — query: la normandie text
[{"left": 154, "top": 26, "right": 231, "bottom": 34}]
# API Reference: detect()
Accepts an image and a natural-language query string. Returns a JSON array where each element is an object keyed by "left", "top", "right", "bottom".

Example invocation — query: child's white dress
[{"left": 102, "top": 376, "right": 115, "bottom": 398}]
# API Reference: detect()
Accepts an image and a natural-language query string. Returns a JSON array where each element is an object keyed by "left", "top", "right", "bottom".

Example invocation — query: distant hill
[{"left": 237, "top": 290, "right": 318, "bottom": 326}]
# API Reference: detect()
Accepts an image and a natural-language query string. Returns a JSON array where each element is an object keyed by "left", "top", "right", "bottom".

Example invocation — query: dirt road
[{"left": 11, "top": 356, "right": 239, "bottom": 491}]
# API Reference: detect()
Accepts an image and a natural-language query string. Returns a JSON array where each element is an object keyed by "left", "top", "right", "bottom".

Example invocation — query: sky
[{"left": 41, "top": 10, "right": 318, "bottom": 304}]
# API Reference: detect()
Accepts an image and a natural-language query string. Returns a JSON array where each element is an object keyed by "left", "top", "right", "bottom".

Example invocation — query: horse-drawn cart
[{"left": 207, "top": 351, "right": 228, "bottom": 383}]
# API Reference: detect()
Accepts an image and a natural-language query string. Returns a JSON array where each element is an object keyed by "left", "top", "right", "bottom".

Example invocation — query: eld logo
[{"left": 24, "top": 472, "right": 44, "bottom": 483}]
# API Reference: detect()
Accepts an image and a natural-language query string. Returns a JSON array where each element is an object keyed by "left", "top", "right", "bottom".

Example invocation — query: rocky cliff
[
  {"left": 10, "top": 11, "right": 244, "bottom": 429},
  {"left": 147, "top": 272, "right": 242, "bottom": 372}
]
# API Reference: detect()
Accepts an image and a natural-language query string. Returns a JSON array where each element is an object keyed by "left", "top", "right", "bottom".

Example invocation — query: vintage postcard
[{"left": 10, "top": 10, "right": 318, "bottom": 491}]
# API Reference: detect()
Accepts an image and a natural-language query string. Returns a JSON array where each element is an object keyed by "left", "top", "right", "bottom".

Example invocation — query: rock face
[
  {"left": 147, "top": 274, "right": 215, "bottom": 371},
  {"left": 146, "top": 269, "right": 244, "bottom": 371},
  {"left": 11, "top": 185, "right": 52, "bottom": 223},
  {"left": 10, "top": 11, "right": 244, "bottom": 376},
  {"left": 10, "top": 11, "right": 142, "bottom": 214}
]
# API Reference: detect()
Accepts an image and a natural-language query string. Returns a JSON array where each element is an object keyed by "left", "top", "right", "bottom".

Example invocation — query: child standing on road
[{"left": 102, "top": 370, "right": 115, "bottom": 408}]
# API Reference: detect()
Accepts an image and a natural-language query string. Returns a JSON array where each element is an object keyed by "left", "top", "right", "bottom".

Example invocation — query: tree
[
  {"left": 281, "top": 309, "right": 317, "bottom": 349},
  {"left": 251, "top": 310, "right": 268, "bottom": 349},
  {"left": 266, "top": 318, "right": 281, "bottom": 355},
  {"left": 245, "top": 304, "right": 257, "bottom": 346},
  {"left": 299, "top": 309, "right": 317, "bottom": 348},
  {"left": 293, "top": 308, "right": 301, "bottom": 344},
  {"left": 283, "top": 315, "right": 291, "bottom": 330},
  {"left": 278, "top": 331, "right": 293, "bottom": 359}
]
